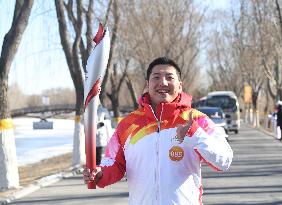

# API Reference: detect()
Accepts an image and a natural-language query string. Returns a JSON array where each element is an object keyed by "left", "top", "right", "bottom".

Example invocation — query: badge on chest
[{"left": 169, "top": 146, "right": 184, "bottom": 161}]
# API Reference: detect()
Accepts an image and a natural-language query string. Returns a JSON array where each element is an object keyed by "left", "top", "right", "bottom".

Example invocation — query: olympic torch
[{"left": 84, "top": 23, "right": 110, "bottom": 189}]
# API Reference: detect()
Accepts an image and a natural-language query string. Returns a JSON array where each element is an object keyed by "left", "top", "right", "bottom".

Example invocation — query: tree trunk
[
  {"left": 107, "top": 92, "right": 120, "bottom": 127},
  {"left": 252, "top": 91, "right": 259, "bottom": 127},
  {"left": 126, "top": 77, "right": 138, "bottom": 109},
  {"left": 55, "top": 0, "right": 85, "bottom": 167},
  {"left": 0, "top": 80, "right": 9, "bottom": 119},
  {"left": 0, "top": 80, "right": 19, "bottom": 189},
  {"left": 100, "top": 0, "right": 119, "bottom": 106},
  {"left": 0, "top": 0, "right": 34, "bottom": 189}
]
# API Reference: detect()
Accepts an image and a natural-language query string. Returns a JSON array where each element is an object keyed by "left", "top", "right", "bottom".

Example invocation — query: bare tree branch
[{"left": 0, "top": 0, "right": 34, "bottom": 119}]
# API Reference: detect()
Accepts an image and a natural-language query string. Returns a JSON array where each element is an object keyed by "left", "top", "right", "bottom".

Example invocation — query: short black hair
[{"left": 146, "top": 57, "right": 181, "bottom": 80}]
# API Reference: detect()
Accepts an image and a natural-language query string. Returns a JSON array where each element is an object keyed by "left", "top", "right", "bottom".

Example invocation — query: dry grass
[
  {"left": 19, "top": 153, "right": 72, "bottom": 186},
  {"left": 0, "top": 153, "right": 72, "bottom": 198}
]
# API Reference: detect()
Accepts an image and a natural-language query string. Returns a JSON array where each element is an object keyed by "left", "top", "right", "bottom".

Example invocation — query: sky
[
  {"left": 206, "top": 0, "right": 229, "bottom": 9},
  {"left": 0, "top": 0, "right": 230, "bottom": 95},
  {"left": 0, "top": 0, "right": 73, "bottom": 95}
]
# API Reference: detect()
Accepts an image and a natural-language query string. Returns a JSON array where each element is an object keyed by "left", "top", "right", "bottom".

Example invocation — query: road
[
  {"left": 202, "top": 124, "right": 282, "bottom": 204},
  {"left": 5, "top": 123, "right": 282, "bottom": 205}
]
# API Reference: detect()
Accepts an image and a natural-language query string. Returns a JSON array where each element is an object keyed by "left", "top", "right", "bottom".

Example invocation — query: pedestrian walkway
[
  {"left": 1, "top": 123, "right": 282, "bottom": 205},
  {"left": 2, "top": 174, "right": 128, "bottom": 205}
]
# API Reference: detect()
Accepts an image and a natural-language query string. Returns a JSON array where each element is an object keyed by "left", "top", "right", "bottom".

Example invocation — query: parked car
[{"left": 197, "top": 106, "right": 228, "bottom": 139}]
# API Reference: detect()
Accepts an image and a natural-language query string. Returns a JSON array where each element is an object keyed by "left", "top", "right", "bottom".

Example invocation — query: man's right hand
[
  {"left": 83, "top": 166, "right": 103, "bottom": 185},
  {"left": 176, "top": 111, "right": 194, "bottom": 143}
]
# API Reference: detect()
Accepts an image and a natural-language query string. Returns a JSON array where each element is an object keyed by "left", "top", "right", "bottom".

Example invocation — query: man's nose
[{"left": 159, "top": 77, "right": 168, "bottom": 86}]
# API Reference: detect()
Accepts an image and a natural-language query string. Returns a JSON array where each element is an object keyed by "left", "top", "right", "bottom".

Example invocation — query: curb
[{"left": 0, "top": 166, "right": 83, "bottom": 204}]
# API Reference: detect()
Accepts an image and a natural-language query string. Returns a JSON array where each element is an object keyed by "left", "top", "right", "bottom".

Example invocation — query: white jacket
[
  {"left": 96, "top": 106, "right": 112, "bottom": 147},
  {"left": 97, "top": 92, "right": 233, "bottom": 205}
]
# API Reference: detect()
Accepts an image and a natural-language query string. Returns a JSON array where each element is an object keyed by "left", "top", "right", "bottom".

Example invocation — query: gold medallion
[{"left": 169, "top": 146, "right": 184, "bottom": 161}]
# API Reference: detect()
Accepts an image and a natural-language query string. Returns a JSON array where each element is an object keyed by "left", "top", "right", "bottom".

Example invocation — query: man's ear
[
  {"left": 143, "top": 81, "right": 149, "bottom": 93},
  {"left": 179, "top": 81, "right": 183, "bottom": 92}
]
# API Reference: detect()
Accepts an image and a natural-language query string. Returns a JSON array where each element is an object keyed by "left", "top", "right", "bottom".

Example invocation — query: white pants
[{"left": 277, "top": 126, "right": 281, "bottom": 140}]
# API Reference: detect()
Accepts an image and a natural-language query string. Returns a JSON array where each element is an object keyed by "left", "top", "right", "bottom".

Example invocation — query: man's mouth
[{"left": 157, "top": 89, "right": 170, "bottom": 94}]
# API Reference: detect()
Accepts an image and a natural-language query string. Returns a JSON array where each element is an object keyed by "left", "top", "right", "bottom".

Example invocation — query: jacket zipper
[{"left": 149, "top": 104, "right": 164, "bottom": 204}]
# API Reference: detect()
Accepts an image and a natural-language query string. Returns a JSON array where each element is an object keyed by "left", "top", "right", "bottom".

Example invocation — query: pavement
[
  {"left": 1, "top": 123, "right": 282, "bottom": 205},
  {"left": 1, "top": 169, "right": 129, "bottom": 205},
  {"left": 0, "top": 166, "right": 81, "bottom": 204}
]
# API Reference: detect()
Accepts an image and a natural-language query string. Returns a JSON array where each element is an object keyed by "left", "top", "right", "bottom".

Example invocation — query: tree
[
  {"left": 54, "top": 0, "right": 112, "bottom": 166},
  {"left": 207, "top": 0, "right": 275, "bottom": 126},
  {"left": 262, "top": 0, "right": 282, "bottom": 102},
  {"left": 100, "top": 0, "right": 125, "bottom": 118},
  {"left": 206, "top": 28, "right": 244, "bottom": 95},
  {"left": 0, "top": 0, "right": 34, "bottom": 189},
  {"left": 8, "top": 83, "right": 27, "bottom": 109},
  {"left": 235, "top": 0, "right": 280, "bottom": 124},
  {"left": 113, "top": 0, "right": 205, "bottom": 106}
]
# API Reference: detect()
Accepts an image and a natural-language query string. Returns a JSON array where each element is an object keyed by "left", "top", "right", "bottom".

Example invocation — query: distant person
[
  {"left": 84, "top": 57, "right": 233, "bottom": 204},
  {"left": 276, "top": 101, "right": 282, "bottom": 140},
  {"left": 96, "top": 105, "right": 112, "bottom": 165}
]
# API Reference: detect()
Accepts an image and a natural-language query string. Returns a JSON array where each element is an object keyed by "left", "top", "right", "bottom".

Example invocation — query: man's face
[{"left": 147, "top": 64, "right": 182, "bottom": 107}]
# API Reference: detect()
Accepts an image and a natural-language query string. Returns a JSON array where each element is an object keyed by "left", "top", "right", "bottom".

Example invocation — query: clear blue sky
[{"left": 0, "top": 0, "right": 229, "bottom": 95}]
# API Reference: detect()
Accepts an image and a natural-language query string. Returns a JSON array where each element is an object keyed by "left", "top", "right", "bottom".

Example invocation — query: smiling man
[
  {"left": 83, "top": 57, "right": 233, "bottom": 205},
  {"left": 146, "top": 58, "right": 182, "bottom": 110}
]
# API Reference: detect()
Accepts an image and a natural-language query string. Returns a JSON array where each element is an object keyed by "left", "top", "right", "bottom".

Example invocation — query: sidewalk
[
  {"left": 1, "top": 173, "right": 129, "bottom": 205},
  {"left": 0, "top": 166, "right": 82, "bottom": 204}
]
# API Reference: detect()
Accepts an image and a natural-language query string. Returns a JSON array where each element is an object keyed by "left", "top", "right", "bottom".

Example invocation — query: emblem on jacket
[{"left": 169, "top": 146, "right": 184, "bottom": 161}]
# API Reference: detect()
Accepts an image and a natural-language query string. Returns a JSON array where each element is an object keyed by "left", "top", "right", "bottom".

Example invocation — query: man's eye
[{"left": 167, "top": 77, "right": 174, "bottom": 80}]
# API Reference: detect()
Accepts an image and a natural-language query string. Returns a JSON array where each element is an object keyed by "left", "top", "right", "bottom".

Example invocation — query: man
[
  {"left": 96, "top": 104, "right": 112, "bottom": 165},
  {"left": 84, "top": 57, "right": 233, "bottom": 204}
]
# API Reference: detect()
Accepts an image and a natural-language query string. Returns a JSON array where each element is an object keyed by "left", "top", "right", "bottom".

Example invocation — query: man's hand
[
  {"left": 83, "top": 166, "right": 103, "bottom": 185},
  {"left": 176, "top": 111, "right": 193, "bottom": 143}
]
